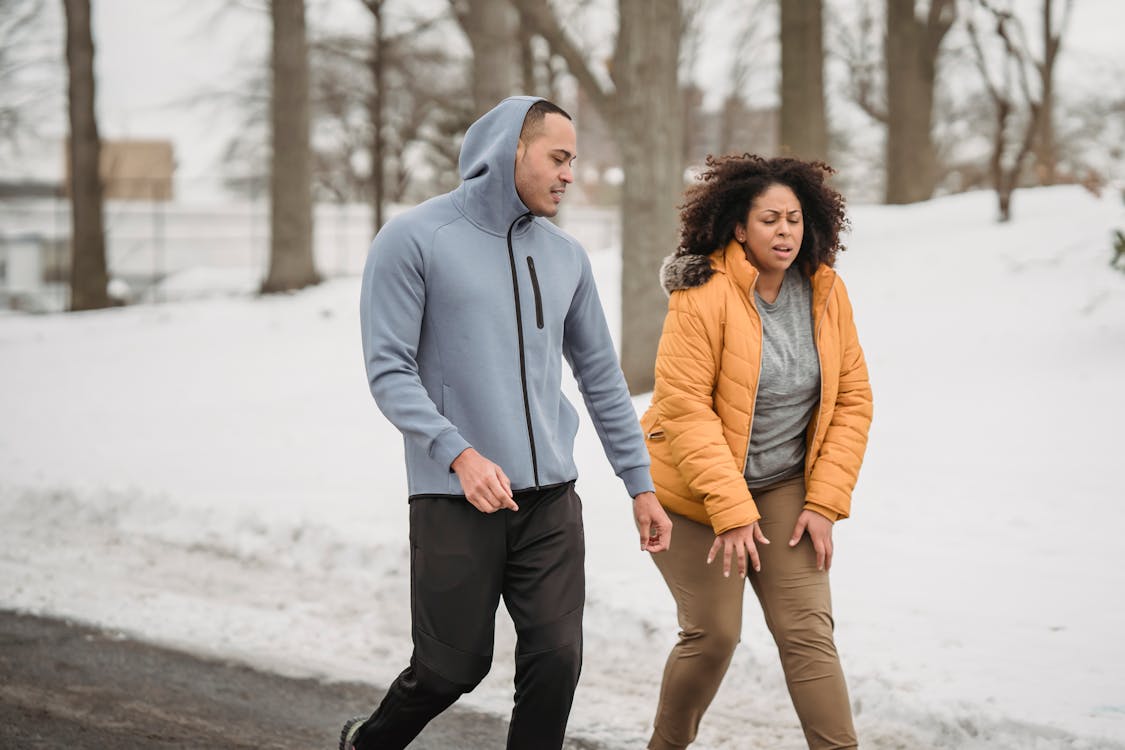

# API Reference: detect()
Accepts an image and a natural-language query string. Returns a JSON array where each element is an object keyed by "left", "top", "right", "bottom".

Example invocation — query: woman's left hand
[{"left": 789, "top": 510, "right": 834, "bottom": 571}]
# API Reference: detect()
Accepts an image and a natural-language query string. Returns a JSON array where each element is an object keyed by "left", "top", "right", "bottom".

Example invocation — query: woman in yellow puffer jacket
[{"left": 641, "top": 155, "right": 872, "bottom": 750}]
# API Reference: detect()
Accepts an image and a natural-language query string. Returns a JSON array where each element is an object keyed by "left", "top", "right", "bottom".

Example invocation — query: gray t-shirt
[{"left": 744, "top": 266, "right": 821, "bottom": 489}]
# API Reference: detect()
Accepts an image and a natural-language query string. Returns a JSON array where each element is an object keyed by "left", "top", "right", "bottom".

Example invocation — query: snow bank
[{"left": 2, "top": 186, "right": 1124, "bottom": 748}]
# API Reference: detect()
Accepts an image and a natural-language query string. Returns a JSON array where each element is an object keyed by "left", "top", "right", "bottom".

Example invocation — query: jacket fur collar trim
[{"left": 660, "top": 240, "right": 836, "bottom": 307}]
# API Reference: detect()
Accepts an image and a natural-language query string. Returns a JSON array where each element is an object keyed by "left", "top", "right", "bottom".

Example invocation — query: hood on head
[{"left": 456, "top": 95, "right": 542, "bottom": 234}]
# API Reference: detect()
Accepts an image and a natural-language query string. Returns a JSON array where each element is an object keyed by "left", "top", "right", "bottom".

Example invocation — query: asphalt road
[{"left": 0, "top": 611, "right": 605, "bottom": 750}]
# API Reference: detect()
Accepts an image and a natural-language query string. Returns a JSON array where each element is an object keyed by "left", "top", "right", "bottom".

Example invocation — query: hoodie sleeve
[
  {"left": 562, "top": 248, "right": 655, "bottom": 498},
  {"left": 360, "top": 221, "right": 471, "bottom": 471}
]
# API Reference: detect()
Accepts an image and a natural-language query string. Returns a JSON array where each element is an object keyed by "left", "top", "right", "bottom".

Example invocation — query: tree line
[{"left": 24, "top": 0, "right": 1120, "bottom": 390}]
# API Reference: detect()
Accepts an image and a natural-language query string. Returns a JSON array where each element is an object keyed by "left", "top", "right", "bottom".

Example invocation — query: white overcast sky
[{"left": 6, "top": 0, "right": 1123, "bottom": 196}]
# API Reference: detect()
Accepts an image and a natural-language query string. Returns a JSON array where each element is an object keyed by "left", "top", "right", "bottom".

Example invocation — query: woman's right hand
[{"left": 707, "top": 522, "right": 770, "bottom": 578}]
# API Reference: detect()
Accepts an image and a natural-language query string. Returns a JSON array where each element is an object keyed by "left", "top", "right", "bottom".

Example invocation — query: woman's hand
[
  {"left": 707, "top": 522, "right": 770, "bottom": 578},
  {"left": 789, "top": 510, "right": 834, "bottom": 571}
]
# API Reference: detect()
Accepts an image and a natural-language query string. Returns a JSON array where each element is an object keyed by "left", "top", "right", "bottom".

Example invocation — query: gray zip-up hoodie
[{"left": 360, "top": 96, "right": 654, "bottom": 499}]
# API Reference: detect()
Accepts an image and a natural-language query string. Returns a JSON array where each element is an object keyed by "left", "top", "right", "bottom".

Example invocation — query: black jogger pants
[{"left": 354, "top": 481, "right": 585, "bottom": 750}]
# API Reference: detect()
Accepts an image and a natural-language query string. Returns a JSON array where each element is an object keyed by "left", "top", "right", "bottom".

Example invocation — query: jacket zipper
[
  {"left": 526, "top": 256, "right": 545, "bottom": 329},
  {"left": 743, "top": 273, "right": 835, "bottom": 477},
  {"left": 805, "top": 274, "right": 836, "bottom": 478},
  {"left": 742, "top": 275, "right": 764, "bottom": 473},
  {"left": 506, "top": 213, "right": 540, "bottom": 489}
]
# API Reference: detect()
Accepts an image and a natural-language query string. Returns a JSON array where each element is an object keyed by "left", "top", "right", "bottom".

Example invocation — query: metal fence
[{"left": 0, "top": 195, "right": 621, "bottom": 313}]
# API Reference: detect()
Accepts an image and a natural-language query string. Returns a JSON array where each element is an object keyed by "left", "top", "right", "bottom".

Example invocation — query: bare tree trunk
[
  {"left": 1035, "top": 55, "right": 1056, "bottom": 183},
  {"left": 615, "top": 0, "right": 683, "bottom": 393},
  {"left": 518, "top": 24, "right": 538, "bottom": 95},
  {"left": 885, "top": 0, "right": 954, "bottom": 203},
  {"left": 999, "top": 94, "right": 1039, "bottom": 222},
  {"left": 510, "top": 0, "right": 683, "bottom": 394},
  {"left": 989, "top": 98, "right": 1012, "bottom": 222},
  {"left": 779, "top": 0, "right": 827, "bottom": 161},
  {"left": 1032, "top": 0, "right": 1074, "bottom": 185},
  {"left": 62, "top": 0, "right": 110, "bottom": 311},
  {"left": 263, "top": 0, "right": 318, "bottom": 293},
  {"left": 367, "top": 0, "right": 386, "bottom": 232},
  {"left": 969, "top": 0, "right": 1049, "bottom": 222},
  {"left": 453, "top": 0, "right": 516, "bottom": 117}
]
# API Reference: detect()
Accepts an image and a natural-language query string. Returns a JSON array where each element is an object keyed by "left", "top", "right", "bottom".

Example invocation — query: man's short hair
[{"left": 519, "top": 100, "right": 573, "bottom": 143}]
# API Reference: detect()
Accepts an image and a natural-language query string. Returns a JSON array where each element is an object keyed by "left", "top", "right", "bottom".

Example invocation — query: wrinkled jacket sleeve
[
  {"left": 654, "top": 289, "right": 759, "bottom": 533},
  {"left": 359, "top": 223, "right": 470, "bottom": 471},
  {"left": 805, "top": 280, "right": 872, "bottom": 519},
  {"left": 562, "top": 249, "right": 654, "bottom": 498}
]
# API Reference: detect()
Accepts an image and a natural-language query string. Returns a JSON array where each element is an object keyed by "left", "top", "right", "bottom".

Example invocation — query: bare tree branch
[
  {"left": 967, "top": 0, "right": 1049, "bottom": 218},
  {"left": 926, "top": 0, "right": 957, "bottom": 59},
  {"left": 836, "top": 0, "right": 887, "bottom": 123},
  {"left": 509, "top": 0, "right": 615, "bottom": 120}
]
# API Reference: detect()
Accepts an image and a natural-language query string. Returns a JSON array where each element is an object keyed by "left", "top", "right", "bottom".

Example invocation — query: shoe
[{"left": 339, "top": 716, "right": 365, "bottom": 750}]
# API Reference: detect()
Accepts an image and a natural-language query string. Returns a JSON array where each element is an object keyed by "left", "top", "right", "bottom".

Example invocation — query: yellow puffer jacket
[{"left": 640, "top": 240, "right": 873, "bottom": 534}]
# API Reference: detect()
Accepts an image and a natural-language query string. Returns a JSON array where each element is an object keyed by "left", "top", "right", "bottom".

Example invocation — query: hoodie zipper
[
  {"left": 506, "top": 213, "right": 540, "bottom": 489},
  {"left": 526, "top": 256, "right": 545, "bottom": 329}
]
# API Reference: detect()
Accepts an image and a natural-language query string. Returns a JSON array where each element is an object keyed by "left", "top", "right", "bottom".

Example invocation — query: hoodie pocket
[{"left": 526, "top": 256, "right": 544, "bottom": 329}]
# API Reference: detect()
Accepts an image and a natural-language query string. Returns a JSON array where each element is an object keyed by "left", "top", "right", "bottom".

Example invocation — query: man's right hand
[{"left": 451, "top": 448, "right": 518, "bottom": 513}]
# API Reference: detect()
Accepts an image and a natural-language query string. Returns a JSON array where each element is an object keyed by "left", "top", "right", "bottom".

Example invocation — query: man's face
[{"left": 514, "top": 113, "right": 576, "bottom": 218}]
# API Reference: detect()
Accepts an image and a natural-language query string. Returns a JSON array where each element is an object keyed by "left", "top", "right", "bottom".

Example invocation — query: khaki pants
[{"left": 648, "top": 476, "right": 856, "bottom": 750}]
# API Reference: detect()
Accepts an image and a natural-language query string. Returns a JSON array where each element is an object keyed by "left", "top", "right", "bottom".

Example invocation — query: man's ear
[{"left": 515, "top": 138, "right": 526, "bottom": 161}]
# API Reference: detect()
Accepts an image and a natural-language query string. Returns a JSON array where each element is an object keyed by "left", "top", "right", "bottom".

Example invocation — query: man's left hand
[{"left": 634, "top": 492, "right": 672, "bottom": 553}]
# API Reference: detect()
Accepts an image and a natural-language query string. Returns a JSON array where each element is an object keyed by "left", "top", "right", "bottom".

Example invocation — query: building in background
[
  {"left": 1, "top": 140, "right": 175, "bottom": 311},
  {"left": 65, "top": 139, "right": 175, "bottom": 202}
]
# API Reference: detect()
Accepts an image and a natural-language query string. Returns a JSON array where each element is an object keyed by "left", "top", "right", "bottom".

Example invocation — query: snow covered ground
[{"left": 2, "top": 186, "right": 1124, "bottom": 749}]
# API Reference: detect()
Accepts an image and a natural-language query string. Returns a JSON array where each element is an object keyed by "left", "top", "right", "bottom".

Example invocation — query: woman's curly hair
[{"left": 677, "top": 154, "right": 849, "bottom": 277}]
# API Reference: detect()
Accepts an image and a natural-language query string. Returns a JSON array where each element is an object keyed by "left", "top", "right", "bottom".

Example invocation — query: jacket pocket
[
  {"left": 646, "top": 429, "right": 666, "bottom": 442},
  {"left": 526, "top": 256, "right": 544, "bottom": 329}
]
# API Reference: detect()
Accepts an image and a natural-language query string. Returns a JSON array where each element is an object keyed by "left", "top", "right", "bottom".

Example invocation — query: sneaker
[{"left": 339, "top": 716, "right": 365, "bottom": 750}]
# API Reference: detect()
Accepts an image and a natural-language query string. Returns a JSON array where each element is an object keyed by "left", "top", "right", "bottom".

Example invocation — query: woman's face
[{"left": 736, "top": 183, "right": 804, "bottom": 277}]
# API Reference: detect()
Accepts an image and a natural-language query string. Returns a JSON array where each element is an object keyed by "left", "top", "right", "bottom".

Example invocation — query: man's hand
[
  {"left": 707, "top": 522, "right": 769, "bottom": 578},
  {"left": 634, "top": 492, "right": 672, "bottom": 553},
  {"left": 451, "top": 448, "right": 518, "bottom": 513},
  {"left": 789, "top": 509, "right": 834, "bottom": 571}
]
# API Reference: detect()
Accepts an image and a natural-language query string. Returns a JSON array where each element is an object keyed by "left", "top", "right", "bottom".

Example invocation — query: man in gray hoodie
[{"left": 343, "top": 97, "right": 672, "bottom": 750}]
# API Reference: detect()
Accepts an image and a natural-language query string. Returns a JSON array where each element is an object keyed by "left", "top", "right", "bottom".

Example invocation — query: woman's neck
[{"left": 755, "top": 268, "right": 784, "bottom": 304}]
